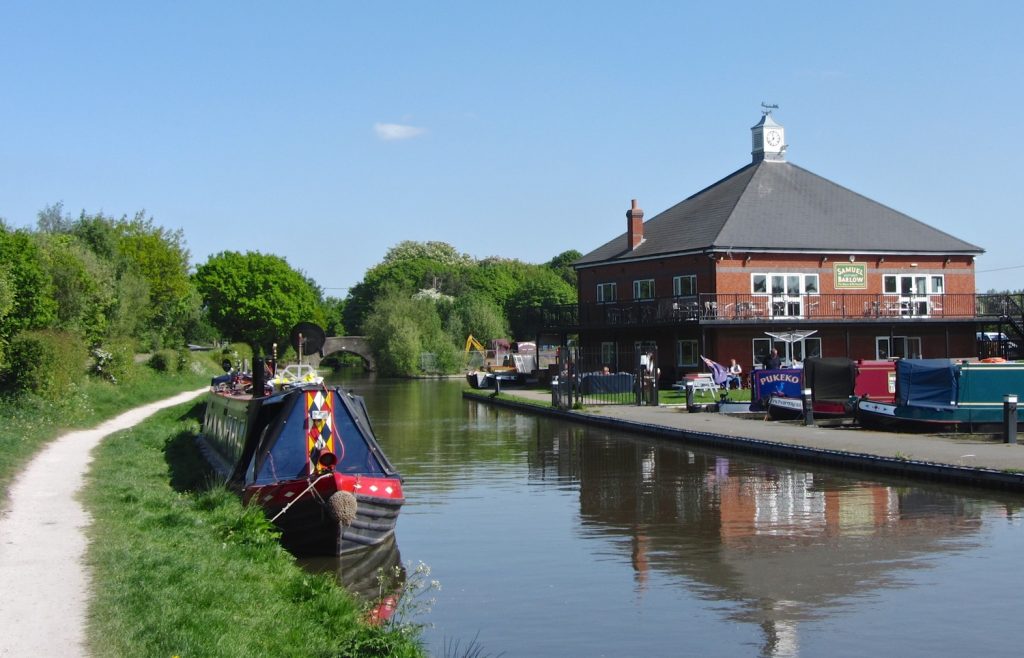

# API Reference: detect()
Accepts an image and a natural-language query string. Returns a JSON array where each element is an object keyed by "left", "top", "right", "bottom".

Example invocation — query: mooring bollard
[
  {"left": 1004, "top": 394, "right": 1018, "bottom": 444},
  {"left": 802, "top": 388, "right": 815, "bottom": 426},
  {"left": 686, "top": 381, "right": 695, "bottom": 410}
]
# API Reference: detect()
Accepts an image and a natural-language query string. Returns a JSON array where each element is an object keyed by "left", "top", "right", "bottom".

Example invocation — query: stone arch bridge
[{"left": 307, "top": 336, "right": 376, "bottom": 371}]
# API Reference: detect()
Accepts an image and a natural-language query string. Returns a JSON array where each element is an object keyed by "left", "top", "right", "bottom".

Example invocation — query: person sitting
[{"left": 726, "top": 358, "right": 743, "bottom": 389}]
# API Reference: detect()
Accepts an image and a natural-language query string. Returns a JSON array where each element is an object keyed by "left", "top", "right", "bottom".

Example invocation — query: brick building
[{"left": 549, "top": 110, "right": 1009, "bottom": 383}]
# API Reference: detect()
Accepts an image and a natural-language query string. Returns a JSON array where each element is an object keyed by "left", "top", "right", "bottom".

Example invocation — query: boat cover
[
  {"left": 896, "top": 359, "right": 958, "bottom": 409},
  {"left": 804, "top": 357, "right": 857, "bottom": 401},
  {"left": 580, "top": 372, "right": 635, "bottom": 393}
]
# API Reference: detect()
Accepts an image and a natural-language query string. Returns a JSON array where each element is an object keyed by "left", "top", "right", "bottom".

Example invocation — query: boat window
[
  {"left": 254, "top": 399, "right": 311, "bottom": 484},
  {"left": 333, "top": 398, "right": 388, "bottom": 476}
]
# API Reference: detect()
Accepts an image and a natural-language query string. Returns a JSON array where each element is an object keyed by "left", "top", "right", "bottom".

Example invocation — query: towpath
[
  {"left": 474, "top": 389, "right": 1024, "bottom": 488},
  {"left": 0, "top": 388, "right": 208, "bottom": 658}
]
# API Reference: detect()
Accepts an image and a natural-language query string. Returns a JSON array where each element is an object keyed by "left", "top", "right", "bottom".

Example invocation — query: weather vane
[{"left": 761, "top": 102, "right": 779, "bottom": 115}]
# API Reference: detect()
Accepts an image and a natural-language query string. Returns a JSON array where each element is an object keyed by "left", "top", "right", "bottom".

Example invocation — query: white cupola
[{"left": 751, "top": 104, "right": 785, "bottom": 163}]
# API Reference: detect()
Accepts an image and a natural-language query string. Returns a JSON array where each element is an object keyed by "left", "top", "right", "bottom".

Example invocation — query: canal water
[{"left": 331, "top": 374, "right": 1024, "bottom": 657}]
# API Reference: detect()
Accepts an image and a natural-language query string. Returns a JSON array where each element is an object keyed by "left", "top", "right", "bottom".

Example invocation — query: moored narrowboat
[
  {"left": 855, "top": 359, "right": 1024, "bottom": 432},
  {"left": 766, "top": 358, "right": 895, "bottom": 421},
  {"left": 199, "top": 360, "right": 404, "bottom": 556}
]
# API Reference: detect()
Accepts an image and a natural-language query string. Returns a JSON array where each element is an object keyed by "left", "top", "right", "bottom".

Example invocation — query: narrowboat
[
  {"left": 199, "top": 360, "right": 404, "bottom": 556},
  {"left": 855, "top": 359, "right": 1024, "bottom": 432},
  {"left": 766, "top": 358, "right": 895, "bottom": 421}
]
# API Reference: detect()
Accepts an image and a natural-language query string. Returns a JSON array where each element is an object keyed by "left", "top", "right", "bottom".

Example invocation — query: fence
[{"left": 552, "top": 347, "right": 659, "bottom": 410}]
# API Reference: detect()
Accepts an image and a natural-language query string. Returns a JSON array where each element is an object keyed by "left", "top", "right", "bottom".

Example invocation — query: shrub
[
  {"left": 3, "top": 330, "right": 87, "bottom": 396},
  {"left": 147, "top": 349, "right": 180, "bottom": 373},
  {"left": 92, "top": 338, "right": 134, "bottom": 383}
]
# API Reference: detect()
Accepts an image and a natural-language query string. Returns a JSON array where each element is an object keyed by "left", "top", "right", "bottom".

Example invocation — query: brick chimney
[{"left": 626, "top": 199, "right": 644, "bottom": 250}]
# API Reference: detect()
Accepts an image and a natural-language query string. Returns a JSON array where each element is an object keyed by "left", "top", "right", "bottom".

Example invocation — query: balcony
[{"left": 536, "top": 293, "right": 1021, "bottom": 332}]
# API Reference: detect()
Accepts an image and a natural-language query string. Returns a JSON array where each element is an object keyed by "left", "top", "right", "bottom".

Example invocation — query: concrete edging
[{"left": 464, "top": 391, "right": 1024, "bottom": 492}]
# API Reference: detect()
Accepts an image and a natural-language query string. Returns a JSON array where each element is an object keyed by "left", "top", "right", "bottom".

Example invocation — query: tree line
[{"left": 0, "top": 205, "right": 579, "bottom": 389}]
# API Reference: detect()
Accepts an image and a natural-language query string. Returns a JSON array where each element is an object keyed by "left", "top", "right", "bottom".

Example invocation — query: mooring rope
[{"left": 269, "top": 472, "right": 334, "bottom": 523}]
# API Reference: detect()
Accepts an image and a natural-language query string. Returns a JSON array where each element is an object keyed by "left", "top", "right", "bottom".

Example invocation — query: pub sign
[{"left": 834, "top": 262, "right": 867, "bottom": 289}]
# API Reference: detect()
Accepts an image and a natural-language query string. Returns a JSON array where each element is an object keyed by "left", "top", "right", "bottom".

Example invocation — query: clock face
[{"left": 766, "top": 129, "right": 781, "bottom": 148}]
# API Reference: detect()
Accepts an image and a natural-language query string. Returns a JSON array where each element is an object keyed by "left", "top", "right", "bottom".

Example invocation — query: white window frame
[
  {"left": 673, "top": 274, "right": 697, "bottom": 297},
  {"left": 597, "top": 282, "right": 617, "bottom": 303},
  {"left": 883, "top": 274, "right": 942, "bottom": 316},
  {"left": 633, "top": 279, "right": 655, "bottom": 301},
  {"left": 876, "top": 336, "right": 922, "bottom": 359},
  {"left": 753, "top": 337, "right": 821, "bottom": 367},
  {"left": 751, "top": 272, "right": 820, "bottom": 318},
  {"left": 676, "top": 339, "right": 698, "bottom": 367},
  {"left": 600, "top": 342, "right": 617, "bottom": 369}
]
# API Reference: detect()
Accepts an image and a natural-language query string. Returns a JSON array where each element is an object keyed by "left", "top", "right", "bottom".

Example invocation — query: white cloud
[{"left": 373, "top": 122, "right": 426, "bottom": 141}]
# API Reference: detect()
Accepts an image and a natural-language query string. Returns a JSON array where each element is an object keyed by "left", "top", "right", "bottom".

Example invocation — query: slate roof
[{"left": 576, "top": 160, "right": 983, "bottom": 266}]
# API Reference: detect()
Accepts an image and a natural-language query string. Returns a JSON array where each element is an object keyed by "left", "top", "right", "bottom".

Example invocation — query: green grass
[
  {"left": 0, "top": 357, "right": 215, "bottom": 501},
  {"left": 84, "top": 400, "right": 425, "bottom": 658}
]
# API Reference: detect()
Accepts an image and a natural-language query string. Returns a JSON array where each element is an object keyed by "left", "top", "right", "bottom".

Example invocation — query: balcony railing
[{"left": 535, "top": 293, "right": 1022, "bottom": 332}]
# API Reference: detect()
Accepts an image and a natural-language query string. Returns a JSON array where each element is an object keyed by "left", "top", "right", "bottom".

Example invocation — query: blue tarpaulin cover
[
  {"left": 896, "top": 359, "right": 958, "bottom": 409},
  {"left": 580, "top": 372, "right": 635, "bottom": 394}
]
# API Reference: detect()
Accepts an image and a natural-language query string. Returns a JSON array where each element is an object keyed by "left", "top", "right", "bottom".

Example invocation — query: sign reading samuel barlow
[{"left": 834, "top": 262, "right": 867, "bottom": 289}]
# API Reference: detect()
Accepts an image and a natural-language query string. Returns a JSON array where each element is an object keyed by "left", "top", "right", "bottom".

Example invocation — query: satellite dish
[{"left": 289, "top": 322, "right": 326, "bottom": 357}]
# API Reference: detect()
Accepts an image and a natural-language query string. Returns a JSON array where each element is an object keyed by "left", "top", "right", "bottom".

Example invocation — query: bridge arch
[{"left": 311, "top": 336, "right": 376, "bottom": 371}]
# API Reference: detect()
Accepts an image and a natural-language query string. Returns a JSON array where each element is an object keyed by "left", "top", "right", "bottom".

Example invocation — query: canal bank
[{"left": 464, "top": 389, "right": 1024, "bottom": 491}]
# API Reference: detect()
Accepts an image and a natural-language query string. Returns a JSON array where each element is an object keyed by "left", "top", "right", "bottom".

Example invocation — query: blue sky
[{"left": 1, "top": 1, "right": 1021, "bottom": 294}]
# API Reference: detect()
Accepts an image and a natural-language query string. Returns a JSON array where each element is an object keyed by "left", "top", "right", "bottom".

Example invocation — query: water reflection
[
  {"left": 329, "top": 376, "right": 1024, "bottom": 657},
  {"left": 533, "top": 425, "right": 989, "bottom": 657},
  {"left": 299, "top": 536, "right": 405, "bottom": 598}
]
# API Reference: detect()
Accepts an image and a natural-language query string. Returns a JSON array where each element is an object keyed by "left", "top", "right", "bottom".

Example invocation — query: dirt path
[{"left": 0, "top": 388, "right": 208, "bottom": 657}]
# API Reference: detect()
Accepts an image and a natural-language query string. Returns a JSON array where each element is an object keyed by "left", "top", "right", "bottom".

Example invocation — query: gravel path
[{"left": 0, "top": 388, "right": 208, "bottom": 657}]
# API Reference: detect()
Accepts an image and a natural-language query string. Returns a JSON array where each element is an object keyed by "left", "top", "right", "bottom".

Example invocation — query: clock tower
[{"left": 751, "top": 105, "right": 785, "bottom": 163}]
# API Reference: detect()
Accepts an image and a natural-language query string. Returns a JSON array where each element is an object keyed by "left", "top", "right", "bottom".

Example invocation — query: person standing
[{"left": 766, "top": 348, "right": 781, "bottom": 370}]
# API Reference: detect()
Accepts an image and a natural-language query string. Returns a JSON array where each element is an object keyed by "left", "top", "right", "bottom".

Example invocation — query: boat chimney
[
  {"left": 252, "top": 356, "right": 266, "bottom": 398},
  {"left": 627, "top": 199, "right": 644, "bottom": 251}
]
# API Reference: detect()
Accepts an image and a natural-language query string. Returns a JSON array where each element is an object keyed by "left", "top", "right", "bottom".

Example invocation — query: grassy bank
[
  {"left": 0, "top": 359, "right": 213, "bottom": 500},
  {"left": 83, "top": 401, "right": 424, "bottom": 658}
]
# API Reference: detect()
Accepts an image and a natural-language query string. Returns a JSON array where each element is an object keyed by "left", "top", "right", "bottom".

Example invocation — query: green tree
[
  {"left": 344, "top": 254, "right": 465, "bottom": 334},
  {"left": 321, "top": 296, "right": 346, "bottom": 337},
  {"left": 0, "top": 228, "right": 57, "bottom": 340},
  {"left": 381, "top": 240, "right": 474, "bottom": 267},
  {"left": 546, "top": 249, "right": 582, "bottom": 287},
  {"left": 363, "top": 288, "right": 458, "bottom": 376},
  {"left": 194, "top": 251, "right": 326, "bottom": 355},
  {"left": 116, "top": 212, "right": 196, "bottom": 347},
  {"left": 447, "top": 291, "right": 508, "bottom": 344},
  {"left": 36, "top": 233, "right": 116, "bottom": 344}
]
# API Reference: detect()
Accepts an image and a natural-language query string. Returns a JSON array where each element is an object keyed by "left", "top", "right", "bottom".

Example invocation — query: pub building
[{"left": 554, "top": 109, "right": 1015, "bottom": 383}]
